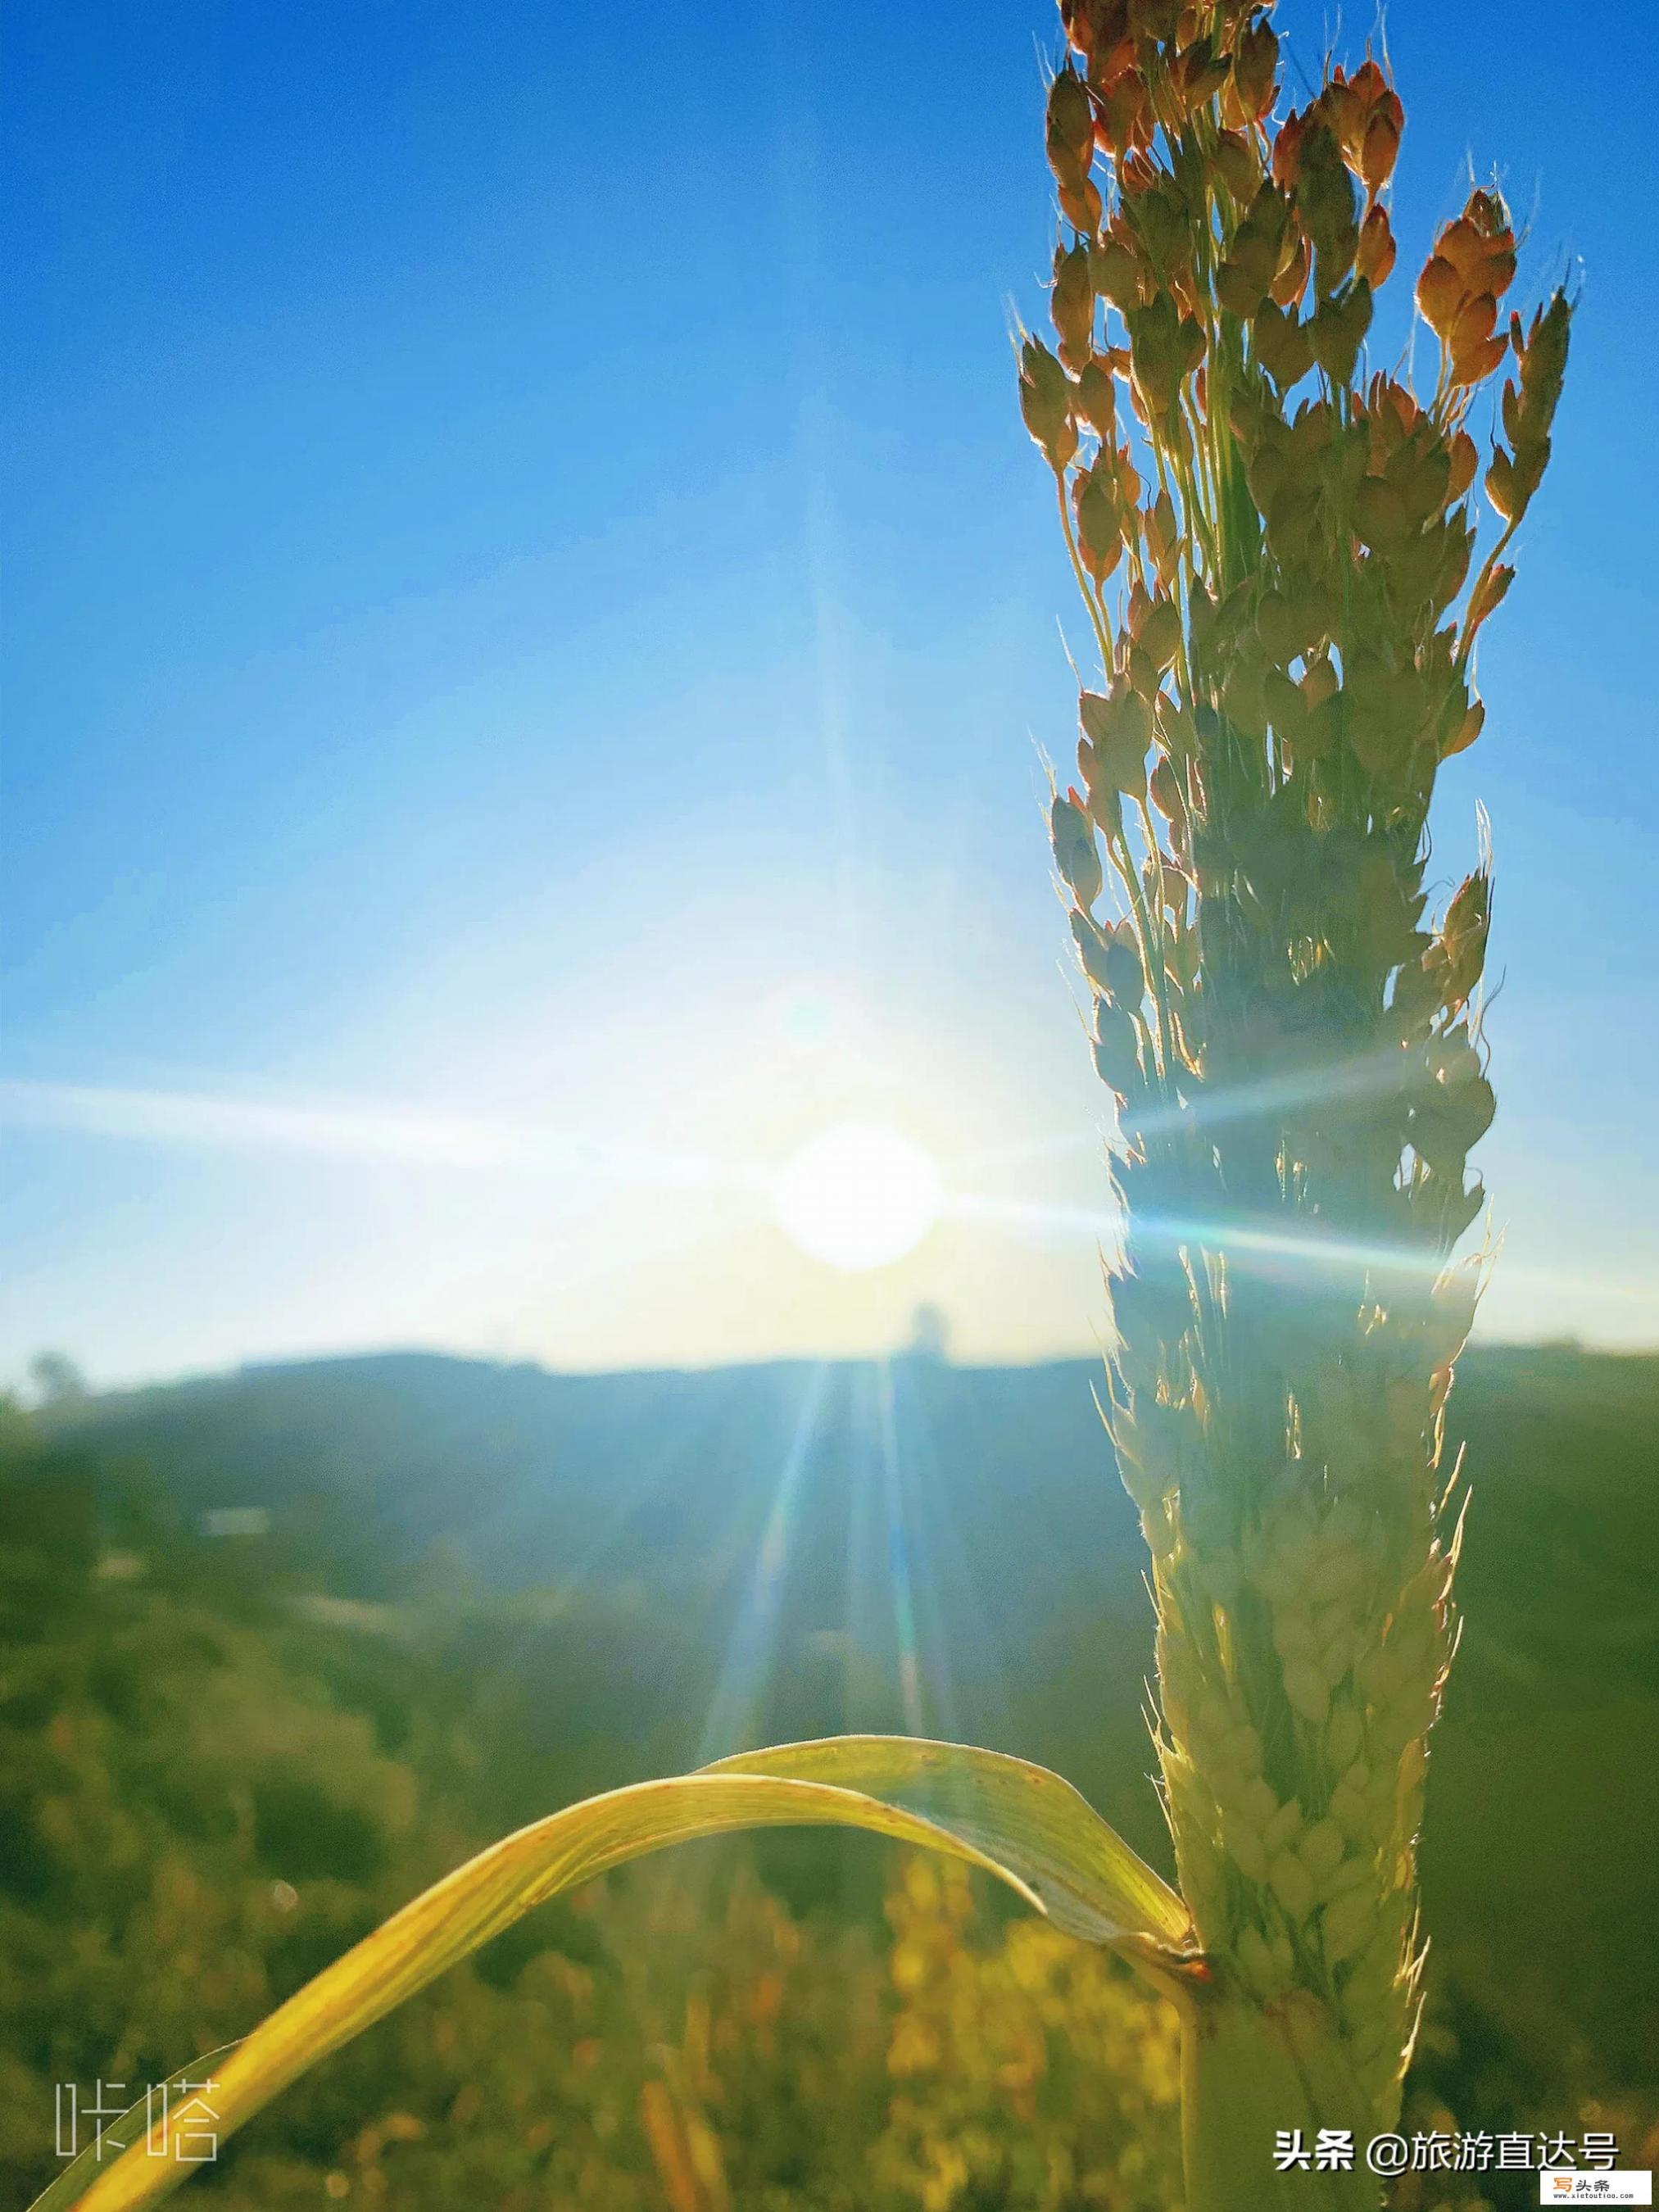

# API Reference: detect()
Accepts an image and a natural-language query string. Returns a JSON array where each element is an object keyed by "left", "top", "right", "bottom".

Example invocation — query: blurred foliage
[
  {"left": 0, "top": 1444, "right": 1181, "bottom": 2208},
  {"left": 4, "top": 1352, "right": 1657, "bottom": 2208}
]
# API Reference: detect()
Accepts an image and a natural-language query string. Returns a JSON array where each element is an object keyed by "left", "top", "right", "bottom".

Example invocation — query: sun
[{"left": 770, "top": 1122, "right": 944, "bottom": 1272}]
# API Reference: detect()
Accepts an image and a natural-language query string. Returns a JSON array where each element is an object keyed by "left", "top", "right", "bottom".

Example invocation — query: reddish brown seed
[
  {"left": 1213, "top": 128, "right": 1263, "bottom": 207},
  {"left": 1415, "top": 255, "right": 1463, "bottom": 338},
  {"left": 1251, "top": 301, "right": 1312, "bottom": 391},
  {"left": 1360, "top": 108, "right": 1401, "bottom": 197},
  {"left": 1098, "top": 70, "right": 1150, "bottom": 159},
  {"left": 1059, "top": 173, "right": 1104, "bottom": 234},
  {"left": 1317, "top": 74, "right": 1365, "bottom": 162},
  {"left": 1356, "top": 203, "right": 1396, "bottom": 288},
  {"left": 1450, "top": 332, "right": 1508, "bottom": 388},
  {"left": 1309, "top": 279, "right": 1372, "bottom": 385},
  {"left": 1232, "top": 17, "right": 1279, "bottom": 121},
  {"left": 1436, "top": 215, "right": 1486, "bottom": 287},
  {"left": 1353, "top": 475, "right": 1412, "bottom": 553},
  {"left": 1443, "top": 698, "right": 1485, "bottom": 756},
  {"left": 1149, "top": 753, "right": 1186, "bottom": 827},
  {"left": 1349, "top": 58, "right": 1388, "bottom": 103},
  {"left": 1271, "top": 108, "right": 1308, "bottom": 189},
  {"left": 1074, "top": 461, "right": 1125, "bottom": 581},
  {"left": 1446, "top": 430, "right": 1478, "bottom": 503},
  {"left": 1135, "top": 595, "right": 1183, "bottom": 669},
  {"left": 1465, "top": 562, "right": 1514, "bottom": 635},
  {"left": 1047, "top": 68, "right": 1096, "bottom": 177},
  {"left": 1449, "top": 291, "right": 1498, "bottom": 356},
  {"left": 1052, "top": 790, "right": 1104, "bottom": 909},
  {"left": 1018, "top": 335, "right": 1078, "bottom": 471},
  {"left": 1076, "top": 357, "right": 1118, "bottom": 435},
  {"left": 1080, "top": 684, "right": 1152, "bottom": 801},
  {"left": 1269, "top": 232, "right": 1311, "bottom": 308},
  {"left": 1053, "top": 243, "right": 1098, "bottom": 367},
  {"left": 1482, "top": 247, "right": 1518, "bottom": 301}
]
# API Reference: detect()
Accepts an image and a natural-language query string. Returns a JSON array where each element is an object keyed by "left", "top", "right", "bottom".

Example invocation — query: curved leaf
[
  {"left": 72, "top": 1736, "right": 1193, "bottom": 2211},
  {"left": 27, "top": 2047, "right": 239, "bottom": 2212},
  {"left": 703, "top": 1736, "right": 1190, "bottom": 1950}
]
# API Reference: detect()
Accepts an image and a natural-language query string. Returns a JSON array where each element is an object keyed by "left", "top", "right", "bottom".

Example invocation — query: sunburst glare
[{"left": 771, "top": 1121, "right": 944, "bottom": 1272}]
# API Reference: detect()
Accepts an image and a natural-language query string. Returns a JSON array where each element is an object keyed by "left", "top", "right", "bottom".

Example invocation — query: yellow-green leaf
[
  {"left": 702, "top": 1737, "right": 1190, "bottom": 1950},
  {"left": 28, "top": 2047, "right": 238, "bottom": 2212},
  {"left": 70, "top": 1735, "right": 1192, "bottom": 2212}
]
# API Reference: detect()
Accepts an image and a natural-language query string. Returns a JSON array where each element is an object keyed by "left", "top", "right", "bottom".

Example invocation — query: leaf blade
[
  {"left": 27, "top": 2047, "right": 239, "bottom": 2212},
  {"left": 72, "top": 1741, "right": 1191, "bottom": 2212},
  {"left": 700, "top": 1734, "right": 1191, "bottom": 1949}
]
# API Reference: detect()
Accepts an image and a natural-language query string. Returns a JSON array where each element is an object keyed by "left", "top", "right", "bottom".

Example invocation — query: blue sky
[{"left": 3, "top": 0, "right": 1655, "bottom": 1388}]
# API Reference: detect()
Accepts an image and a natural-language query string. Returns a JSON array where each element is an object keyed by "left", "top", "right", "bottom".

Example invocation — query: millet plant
[
  {"left": 1026, "top": 0, "right": 1566, "bottom": 2196},
  {"left": 57, "top": 4, "right": 1566, "bottom": 2209}
]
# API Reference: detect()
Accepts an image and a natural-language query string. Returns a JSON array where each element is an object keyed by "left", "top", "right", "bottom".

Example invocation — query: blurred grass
[
  {"left": 4, "top": 1347, "right": 1657, "bottom": 2207},
  {"left": 0, "top": 1560, "right": 1183, "bottom": 2208}
]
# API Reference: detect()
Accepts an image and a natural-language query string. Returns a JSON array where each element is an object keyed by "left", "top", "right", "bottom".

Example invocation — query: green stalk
[{"left": 1181, "top": 1988, "right": 1378, "bottom": 2212}]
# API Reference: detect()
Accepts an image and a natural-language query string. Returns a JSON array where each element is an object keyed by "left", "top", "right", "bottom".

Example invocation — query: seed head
[
  {"left": 1050, "top": 789, "right": 1104, "bottom": 910},
  {"left": 1046, "top": 66, "right": 1095, "bottom": 185},
  {"left": 1294, "top": 125, "right": 1361, "bottom": 297},
  {"left": 1309, "top": 279, "right": 1371, "bottom": 384},
  {"left": 1024, "top": 0, "right": 1562, "bottom": 2134},
  {"left": 1355, "top": 203, "right": 1396, "bottom": 288},
  {"left": 1093, "top": 1000, "right": 1144, "bottom": 1095},
  {"left": 1018, "top": 335, "right": 1077, "bottom": 471},
  {"left": 1231, "top": 17, "right": 1279, "bottom": 123},
  {"left": 1080, "top": 684, "right": 1153, "bottom": 802}
]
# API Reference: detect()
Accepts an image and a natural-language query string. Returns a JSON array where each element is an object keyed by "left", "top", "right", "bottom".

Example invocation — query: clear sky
[{"left": 3, "top": 0, "right": 1655, "bottom": 1390}]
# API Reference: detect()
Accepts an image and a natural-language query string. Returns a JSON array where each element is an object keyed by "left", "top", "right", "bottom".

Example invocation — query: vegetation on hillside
[{"left": 5, "top": 1357, "right": 1656, "bottom": 2206}]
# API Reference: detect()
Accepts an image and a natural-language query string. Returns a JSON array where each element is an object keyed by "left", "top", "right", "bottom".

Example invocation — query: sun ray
[
  {"left": 873, "top": 1360, "right": 926, "bottom": 1738},
  {"left": 696, "top": 1363, "right": 830, "bottom": 1765}
]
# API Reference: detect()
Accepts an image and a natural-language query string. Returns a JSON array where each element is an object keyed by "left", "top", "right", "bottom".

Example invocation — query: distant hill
[
  {"left": 52, "top": 1335, "right": 1655, "bottom": 1527},
  {"left": 48, "top": 1344, "right": 1659, "bottom": 1724},
  {"left": 52, "top": 1344, "right": 1659, "bottom": 1669},
  {"left": 50, "top": 1350, "right": 1167, "bottom": 1729},
  {"left": 51, "top": 1348, "right": 1122, "bottom": 1584},
  {"left": 47, "top": 1350, "right": 1158, "bottom": 1805}
]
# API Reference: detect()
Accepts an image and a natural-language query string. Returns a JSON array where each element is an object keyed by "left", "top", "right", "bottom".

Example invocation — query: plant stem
[{"left": 1181, "top": 1988, "right": 1380, "bottom": 2212}]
